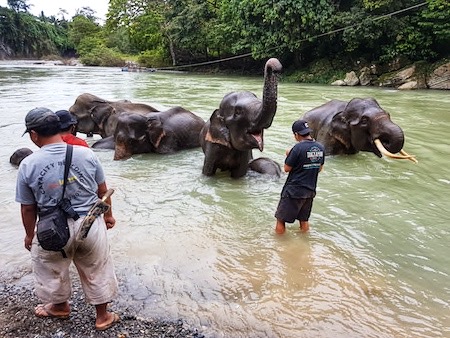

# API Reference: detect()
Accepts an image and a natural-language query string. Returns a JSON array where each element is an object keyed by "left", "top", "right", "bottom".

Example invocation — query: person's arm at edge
[
  {"left": 284, "top": 145, "right": 294, "bottom": 173},
  {"left": 284, "top": 164, "right": 292, "bottom": 173},
  {"left": 97, "top": 181, "right": 116, "bottom": 229},
  {"left": 21, "top": 203, "right": 37, "bottom": 251}
]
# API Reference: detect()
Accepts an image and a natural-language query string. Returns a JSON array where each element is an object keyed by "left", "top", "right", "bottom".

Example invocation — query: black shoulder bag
[{"left": 36, "top": 145, "right": 79, "bottom": 257}]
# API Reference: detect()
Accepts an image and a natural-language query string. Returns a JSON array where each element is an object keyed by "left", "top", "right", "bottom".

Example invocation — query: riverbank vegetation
[{"left": 1, "top": 0, "right": 449, "bottom": 84}]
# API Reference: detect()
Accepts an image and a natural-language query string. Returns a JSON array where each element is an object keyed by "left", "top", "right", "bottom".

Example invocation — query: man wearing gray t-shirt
[{"left": 16, "top": 107, "right": 120, "bottom": 331}]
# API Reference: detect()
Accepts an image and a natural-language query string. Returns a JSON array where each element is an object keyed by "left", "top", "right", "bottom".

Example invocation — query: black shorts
[{"left": 274, "top": 197, "right": 314, "bottom": 223}]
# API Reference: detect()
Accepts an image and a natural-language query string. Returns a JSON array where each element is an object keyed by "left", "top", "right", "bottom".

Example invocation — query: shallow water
[{"left": 0, "top": 61, "right": 449, "bottom": 338}]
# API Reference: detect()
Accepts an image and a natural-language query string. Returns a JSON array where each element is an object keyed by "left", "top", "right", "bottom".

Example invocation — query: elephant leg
[
  {"left": 202, "top": 143, "right": 220, "bottom": 176},
  {"left": 202, "top": 160, "right": 217, "bottom": 176},
  {"left": 231, "top": 164, "right": 249, "bottom": 178},
  {"left": 230, "top": 151, "right": 253, "bottom": 178}
]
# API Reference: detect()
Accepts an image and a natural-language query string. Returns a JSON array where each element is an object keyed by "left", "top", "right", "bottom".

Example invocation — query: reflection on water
[{"left": 0, "top": 62, "right": 449, "bottom": 337}]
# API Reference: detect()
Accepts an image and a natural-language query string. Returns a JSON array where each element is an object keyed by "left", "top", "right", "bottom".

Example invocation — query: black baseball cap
[
  {"left": 23, "top": 107, "right": 59, "bottom": 135},
  {"left": 55, "top": 110, "right": 77, "bottom": 129},
  {"left": 292, "top": 119, "right": 312, "bottom": 136}
]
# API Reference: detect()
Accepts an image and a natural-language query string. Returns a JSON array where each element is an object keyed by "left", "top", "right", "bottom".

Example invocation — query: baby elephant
[{"left": 10, "top": 147, "right": 33, "bottom": 166}]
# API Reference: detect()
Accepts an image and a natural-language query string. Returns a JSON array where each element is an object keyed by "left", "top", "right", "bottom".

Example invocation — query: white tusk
[
  {"left": 400, "top": 149, "right": 419, "bottom": 164},
  {"left": 374, "top": 139, "right": 418, "bottom": 163}
]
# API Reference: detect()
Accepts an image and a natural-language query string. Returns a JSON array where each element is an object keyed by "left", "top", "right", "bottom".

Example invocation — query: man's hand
[
  {"left": 104, "top": 215, "right": 116, "bottom": 229},
  {"left": 21, "top": 204, "right": 37, "bottom": 251},
  {"left": 24, "top": 234, "right": 33, "bottom": 251}
]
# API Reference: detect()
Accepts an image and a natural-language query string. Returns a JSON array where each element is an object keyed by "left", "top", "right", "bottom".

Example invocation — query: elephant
[
  {"left": 302, "top": 97, "right": 417, "bottom": 162},
  {"left": 69, "top": 93, "right": 159, "bottom": 138},
  {"left": 248, "top": 157, "right": 281, "bottom": 177},
  {"left": 92, "top": 106, "right": 206, "bottom": 160},
  {"left": 10, "top": 147, "right": 33, "bottom": 166},
  {"left": 200, "top": 58, "right": 283, "bottom": 178}
]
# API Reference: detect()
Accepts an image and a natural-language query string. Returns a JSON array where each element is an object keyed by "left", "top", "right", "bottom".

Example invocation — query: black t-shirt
[{"left": 281, "top": 139, "right": 325, "bottom": 199}]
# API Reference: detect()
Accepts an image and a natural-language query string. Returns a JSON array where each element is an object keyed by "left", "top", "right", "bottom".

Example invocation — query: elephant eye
[
  {"left": 360, "top": 116, "right": 369, "bottom": 125},
  {"left": 234, "top": 106, "right": 246, "bottom": 118}
]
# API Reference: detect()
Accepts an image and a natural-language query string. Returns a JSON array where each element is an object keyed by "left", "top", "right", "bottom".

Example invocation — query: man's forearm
[
  {"left": 97, "top": 182, "right": 113, "bottom": 217},
  {"left": 21, "top": 204, "right": 37, "bottom": 237}
]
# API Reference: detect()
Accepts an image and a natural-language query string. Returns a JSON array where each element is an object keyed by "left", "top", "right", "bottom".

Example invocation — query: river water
[{"left": 0, "top": 61, "right": 449, "bottom": 338}]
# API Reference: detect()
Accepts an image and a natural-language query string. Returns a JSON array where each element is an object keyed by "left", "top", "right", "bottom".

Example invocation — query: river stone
[
  {"left": 331, "top": 79, "right": 346, "bottom": 86},
  {"left": 344, "top": 71, "right": 360, "bottom": 86},
  {"left": 359, "top": 67, "right": 373, "bottom": 86},
  {"left": 398, "top": 81, "right": 418, "bottom": 90},
  {"left": 428, "top": 62, "right": 450, "bottom": 89}
]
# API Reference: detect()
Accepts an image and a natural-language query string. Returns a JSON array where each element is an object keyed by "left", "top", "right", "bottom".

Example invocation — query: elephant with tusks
[{"left": 302, "top": 97, "right": 417, "bottom": 163}]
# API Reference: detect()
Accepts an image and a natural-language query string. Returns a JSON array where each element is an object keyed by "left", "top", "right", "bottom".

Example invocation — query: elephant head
[
  {"left": 113, "top": 107, "right": 205, "bottom": 160},
  {"left": 145, "top": 107, "right": 205, "bottom": 154},
  {"left": 114, "top": 112, "right": 151, "bottom": 160},
  {"left": 10, "top": 147, "right": 33, "bottom": 166},
  {"left": 69, "top": 93, "right": 159, "bottom": 138},
  {"left": 303, "top": 97, "right": 416, "bottom": 162},
  {"left": 69, "top": 93, "right": 106, "bottom": 136},
  {"left": 200, "top": 58, "right": 283, "bottom": 178}
]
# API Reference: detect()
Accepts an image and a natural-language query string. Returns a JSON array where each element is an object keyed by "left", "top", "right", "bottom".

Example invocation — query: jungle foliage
[{"left": 1, "top": 0, "right": 449, "bottom": 78}]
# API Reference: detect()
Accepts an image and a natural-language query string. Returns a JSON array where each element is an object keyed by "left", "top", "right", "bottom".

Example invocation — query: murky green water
[{"left": 0, "top": 61, "right": 449, "bottom": 337}]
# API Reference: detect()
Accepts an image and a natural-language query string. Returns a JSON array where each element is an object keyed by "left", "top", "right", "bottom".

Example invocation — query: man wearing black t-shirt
[{"left": 275, "top": 119, "right": 325, "bottom": 234}]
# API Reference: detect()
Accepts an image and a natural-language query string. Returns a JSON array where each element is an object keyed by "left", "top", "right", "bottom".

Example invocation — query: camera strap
[
  {"left": 61, "top": 144, "right": 72, "bottom": 199},
  {"left": 55, "top": 145, "right": 73, "bottom": 259}
]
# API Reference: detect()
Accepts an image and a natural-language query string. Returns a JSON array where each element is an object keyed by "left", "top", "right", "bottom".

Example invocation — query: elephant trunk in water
[
  {"left": 371, "top": 118, "right": 417, "bottom": 163},
  {"left": 253, "top": 58, "right": 283, "bottom": 130}
]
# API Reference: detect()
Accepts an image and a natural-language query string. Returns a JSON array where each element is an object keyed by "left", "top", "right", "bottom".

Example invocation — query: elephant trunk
[
  {"left": 372, "top": 121, "right": 417, "bottom": 163},
  {"left": 114, "top": 142, "right": 131, "bottom": 160},
  {"left": 254, "top": 58, "right": 282, "bottom": 130},
  {"left": 374, "top": 122, "right": 404, "bottom": 155}
]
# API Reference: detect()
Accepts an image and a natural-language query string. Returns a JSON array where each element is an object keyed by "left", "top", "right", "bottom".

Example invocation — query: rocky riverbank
[
  {"left": 0, "top": 278, "right": 205, "bottom": 338},
  {"left": 330, "top": 59, "right": 450, "bottom": 90}
]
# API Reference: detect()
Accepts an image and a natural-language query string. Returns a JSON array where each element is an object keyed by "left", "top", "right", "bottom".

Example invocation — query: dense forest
[{"left": 0, "top": 0, "right": 449, "bottom": 83}]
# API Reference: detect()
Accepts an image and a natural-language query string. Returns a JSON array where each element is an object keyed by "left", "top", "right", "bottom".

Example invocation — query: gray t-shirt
[{"left": 16, "top": 143, "right": 105, "bottom": 214}]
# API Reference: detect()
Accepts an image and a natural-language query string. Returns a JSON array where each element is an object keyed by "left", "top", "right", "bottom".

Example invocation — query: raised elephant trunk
[{"left": 254, "top": 58, "right": 283, "bottom": 130}]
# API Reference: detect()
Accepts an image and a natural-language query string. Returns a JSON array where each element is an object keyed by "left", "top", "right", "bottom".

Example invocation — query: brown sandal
[
  {"left": 95, "top": 312, "right": 120, "bottom": 331},
  {"left": 34, "top": 304, "right": 70, "bottom": 319}
]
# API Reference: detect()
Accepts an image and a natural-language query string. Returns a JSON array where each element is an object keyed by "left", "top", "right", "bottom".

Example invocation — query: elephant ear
[
  {"left": 91, "top": 104, "right": 115, "bottom": 131},
  {"left": 330, "top": 110, "right": 353, "bottom": 151},
  {"left": 146, "top": 115, "right": 165, "bottom": 148},
  {"left": 342, "top": 99, "right": 365, "bottom": 126},
  {"left": 205, "top": 109, "right": 231, "bottom": 147}
]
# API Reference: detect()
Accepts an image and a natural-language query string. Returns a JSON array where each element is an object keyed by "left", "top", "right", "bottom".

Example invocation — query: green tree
[
  {"left": 68, "top": 14, "right": 102, "bottom": 48},
  {"left": 327, "top": 1, "right": 441, "bottom": 64},
  {"left": 221, "top": 0, "right": 335, "bottom": 62},
  {"left": 106, "top": 0, "right": 160, "bottom": 54},
  {"left": 420, "top": 0, "right": 450, "bottom": 49},
  {"left": 69, "top": 12, "right": 124, "bottom": 66},
  {"left": 7, "top": 0, "right": 30, "bottom": 12},
  {"left": 0, "top": 6, "right": 70, "bottom": 58},
  {"left": 165, "top": 0, "right": 219, "bottom": 61},
  {"left": 106, "top": 0, "right": 175, "bottom": 64}
]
